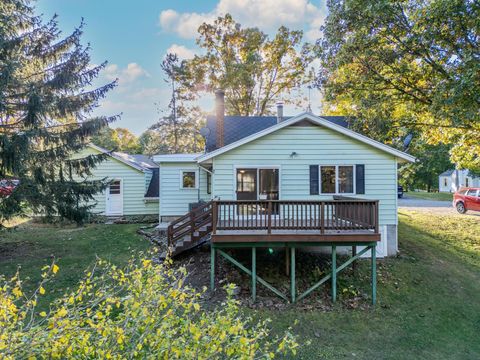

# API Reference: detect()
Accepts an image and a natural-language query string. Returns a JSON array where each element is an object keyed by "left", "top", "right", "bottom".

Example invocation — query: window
[
  {"left": 466, "top": 178, "right": 469, "bottom": 187},
  {"left": 207, "top": 173, "right": 212, "bottom": 194},
  {"left": 320, "top": 165, "right": 355, "bottom": 194},
  {"left": 181, "top": 171, "right": 196, "bottom": 189},
  {"left": 109, "top": 180, "right": 121, "bottom": 194},
  {"left": 236, "top": 169, "right": 256, "bottom": 192},
  {"left": 338, "top": 166, "right": 354, "bottom": 193},
  {"left": 444, "top": 178, "right": 448, "bottom": 187},
  {"left": 467, "top": 189, "right": 478, "bottom": 197},
  {"left": 321, "top": 166, "right": 336, "bottom": 194}
]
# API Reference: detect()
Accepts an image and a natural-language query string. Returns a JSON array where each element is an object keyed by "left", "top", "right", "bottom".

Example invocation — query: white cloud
[
  {"left": 104, "top": 63, "right": 149, "bottom": 85},
  {"left": 166, "top": 44, "right": 196, "bottom": 59},
  {"left": 158, "top": 0, "right": 326, "bottom": 40}
]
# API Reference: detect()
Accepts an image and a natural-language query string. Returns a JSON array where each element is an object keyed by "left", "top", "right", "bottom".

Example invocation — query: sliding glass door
[{"left": 236, "top": 168, "right": 279, "bottom": 216}]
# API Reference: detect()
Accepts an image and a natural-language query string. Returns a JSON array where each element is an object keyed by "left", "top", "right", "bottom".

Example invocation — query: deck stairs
[{"left": 162, "top": 201, "right": 213, "bottom": 258}]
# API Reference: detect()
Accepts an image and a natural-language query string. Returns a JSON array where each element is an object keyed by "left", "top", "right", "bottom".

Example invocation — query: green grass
[
  {"left": 406, "top": 191, "right": 453, "bottom": 201},
  {"left": 256, "top": 211, "right": 480, "bottom": 359},
  {"left": 1, "top": 214, "right": 479, "bottom": 359},
  {"left": 0, "top": 221, "right": 150, "bottom": 306}
]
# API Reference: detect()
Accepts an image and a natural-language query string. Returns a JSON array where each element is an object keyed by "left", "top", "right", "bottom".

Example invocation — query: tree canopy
[
  {"left": 0, "top": 0, "right": 116, "bottom": 223},
  {"left": 149, "top": 53, "right": 204, "bottom": 154},
  {"left": 179, "top": 14, "right": 315, "bottom": 116},
  {"left": 91, "top": 127, "right": 141, "bottom": 153},
  {"left": 318, "top": 0, "right": 479, "bottom": 171}
]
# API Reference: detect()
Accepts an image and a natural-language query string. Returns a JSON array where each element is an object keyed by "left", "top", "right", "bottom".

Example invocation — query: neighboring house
[
  {"left": 154, "top": 92, "right": 415, "bottom": 257},
  {"left": 74, "top": 144, "right": 159, "bottom": 218},
  {"left": 439, "top": 169, "right": 480, "bottom": 192}
]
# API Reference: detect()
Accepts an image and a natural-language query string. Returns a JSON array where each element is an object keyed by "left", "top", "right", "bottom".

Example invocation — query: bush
[{"left": 0, "top": 255, "right": 298, "bottom": 359}]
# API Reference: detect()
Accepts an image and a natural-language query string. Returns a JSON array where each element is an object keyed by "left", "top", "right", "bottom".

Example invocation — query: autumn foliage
[{"left": 0, "top": 254, "right": 297, "bottom": 359}]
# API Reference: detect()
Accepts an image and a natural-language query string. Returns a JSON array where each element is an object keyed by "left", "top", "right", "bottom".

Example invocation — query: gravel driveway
[{"left": 399, "top": 195, "right": 479, "bottom": 217}]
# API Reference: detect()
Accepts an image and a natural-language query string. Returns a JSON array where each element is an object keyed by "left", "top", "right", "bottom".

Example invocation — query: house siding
[
  {"left": 159, "top": 162, "right": 211, "bottom": 217},
  {"left": 211, "top": 125, "right": 398, "bottom": 226},
  {"left": 73, "top": 148, "right": 158, "bottom": 216}
]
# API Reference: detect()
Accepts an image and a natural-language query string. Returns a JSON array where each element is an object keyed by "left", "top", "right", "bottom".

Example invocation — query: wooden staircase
[{"left": 165, "top": 201, "right": 213, "bottom": 258}]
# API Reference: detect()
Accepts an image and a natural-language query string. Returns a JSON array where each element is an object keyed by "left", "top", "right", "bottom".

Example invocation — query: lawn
[
  {"left": 258, "top": 210, "right": 480, "bottom": 359},
  {"left": 1, "top": 213, "right": 479, "bottom": 359},
  {"left": 0, "top": 221, "right": 151, "bottom": 307},
  {"left": 406, "top": 191, "right": 453, "bottom": 201}
]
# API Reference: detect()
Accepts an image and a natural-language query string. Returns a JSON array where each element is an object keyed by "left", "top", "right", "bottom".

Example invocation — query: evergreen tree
[{"left": 0, "top": 0, "right": 117, "bottom": 224}]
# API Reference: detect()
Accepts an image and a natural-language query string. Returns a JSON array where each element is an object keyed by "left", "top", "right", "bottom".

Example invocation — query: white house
[
  {"left": 73, "top": 144, "right": 159, "bottom": 219},
  {"left": 154, "top": 92, "right": 415, "bottom": 257},
  {"left": 439, "top": 169, "right": 480, "bottom": 192}
]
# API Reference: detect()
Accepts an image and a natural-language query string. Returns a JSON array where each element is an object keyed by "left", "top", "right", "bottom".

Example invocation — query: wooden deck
[
  {"left": 167, "top": 199, "right": 380, "bottom": 304},
  {"left": 211, "top": 199, "right": 380, "bottom": 242}
]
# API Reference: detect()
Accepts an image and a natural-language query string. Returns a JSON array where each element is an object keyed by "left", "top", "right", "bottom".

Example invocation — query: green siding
[
  {"left": 74, "top": 148, "right": 158, "bottom": 216},
  {"left": 211, "top": 125, "right": 398, "bottom": 226}
]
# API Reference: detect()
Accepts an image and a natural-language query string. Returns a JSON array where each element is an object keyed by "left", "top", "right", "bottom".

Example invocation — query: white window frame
[
  {"left": 319, "top": 165, "right": 356, "bottom": 195},
  {"left": 179, "top": 169, "right": 199, "bottom": 190}
]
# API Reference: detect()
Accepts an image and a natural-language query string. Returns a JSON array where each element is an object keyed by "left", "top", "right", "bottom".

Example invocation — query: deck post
[
  {"left": 252, "top": 247, "right": 256, "bottom": 302},
  {"left": 332, "top": 245, "right": 337, "bottom": 302},
  {"left": 290, "top": 246, "right": 295, "bottom": 303},
  {"left": 210, "top": 246, "right": 215, "bottom": 291},
  {"left": 352, "top": 246, "right": 357, "bottom": 274},
  {"left": 285, "top": 247, "right": 290, "bottom": 276},
  {"left": 371, "top": 244, "right": 376, "bottom": 305}
]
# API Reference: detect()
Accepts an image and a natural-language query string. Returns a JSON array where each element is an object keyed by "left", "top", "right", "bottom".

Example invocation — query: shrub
[{"left": 0, "top": 254, "right": 298, "bottom": 359}]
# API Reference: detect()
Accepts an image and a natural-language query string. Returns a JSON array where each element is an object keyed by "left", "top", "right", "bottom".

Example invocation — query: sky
[{"left": 36, "top": 0, "right": 327, "bottom": 135}]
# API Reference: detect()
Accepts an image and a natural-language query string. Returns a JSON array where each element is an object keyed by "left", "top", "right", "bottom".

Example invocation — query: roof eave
[{"left": 196, "top": 113, "right": 416, "bottom": 163}]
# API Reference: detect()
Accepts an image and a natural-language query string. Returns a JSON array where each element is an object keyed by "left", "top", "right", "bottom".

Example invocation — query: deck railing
[
  {"left": 167, "top": 201, "right": 213, "bottom": 246},
  {"left": 212, "top": 200, "right": 379, "bottom": 234}
]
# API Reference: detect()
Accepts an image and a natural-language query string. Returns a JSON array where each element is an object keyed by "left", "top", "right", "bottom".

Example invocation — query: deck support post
[
  {"left": 285, "top": 247, "right": 290, "bottom": 276},
  {"left": 252, "top": 247, "right": 256, "bottom": 302},
  {"left": 332, "top": 245, "right": 337, "bottom": 302},
  {"left": 371, "top": 244, "right": 376, "bottom": 305},
  {"left": 210, "top": 246, "right": 215, "bottom": 292},
  {"left": 351, "top": 246, "right": 357, "bottom": 274},
  {"left": 290, "top": 247, "right": 295, "bottom": 303}
]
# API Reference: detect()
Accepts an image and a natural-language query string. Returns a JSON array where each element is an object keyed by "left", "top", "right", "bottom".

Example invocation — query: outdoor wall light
[{"left": 289, "top": 151, "right": 298, "bottom": 158}]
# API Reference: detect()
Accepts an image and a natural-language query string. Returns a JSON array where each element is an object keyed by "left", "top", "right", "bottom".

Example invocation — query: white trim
[
  {"left": 319, "top": 165, "right": 356, "bottom": 195},
  {"left": 105, "top": 178, "right": 123, "bottom": 216},
  {"left": 179, "top": 168, "right": 199, "bottom": 190},
  {"left": 196, "top": 113, "right": 416, "bottom": 163}
]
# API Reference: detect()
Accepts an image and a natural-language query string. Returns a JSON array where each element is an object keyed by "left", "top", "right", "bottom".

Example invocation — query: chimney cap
[
  {"left": 276, "top": 100, "right": 284, "bottom": 106},
  {"left": 215, "top": 89, "right": 225, "bottom": 96}
]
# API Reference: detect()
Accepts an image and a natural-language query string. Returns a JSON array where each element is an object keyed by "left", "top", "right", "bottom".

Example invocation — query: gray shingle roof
[
  {"left": 145, "top": 168, "right": 159, "bottom": 198},
  {"left": 205, "top": 115, "right": 349, "bottom": 152}
]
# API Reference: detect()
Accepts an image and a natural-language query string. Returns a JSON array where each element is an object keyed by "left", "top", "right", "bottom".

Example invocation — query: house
[
  {"left": 439, "top": 169, "right": 480, "bottom": 193},
  {"left": 73, "top": 144, "right": 159, "bottom": 220},
  {"left": 154, "top": 91, "right": 415, "bottom": 258}
]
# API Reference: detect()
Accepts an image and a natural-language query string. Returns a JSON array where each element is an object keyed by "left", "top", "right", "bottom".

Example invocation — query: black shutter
[
  {"left": 310, "top": 165, "right": 319, "bottom": 195},
  {"left": 356, "top": 164, "right": 365, "bottom": 194}
]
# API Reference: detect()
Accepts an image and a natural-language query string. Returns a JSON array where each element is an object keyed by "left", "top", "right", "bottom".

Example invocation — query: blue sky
[{"left": 36, "top": 0, "right": 327, "bottom": 134}]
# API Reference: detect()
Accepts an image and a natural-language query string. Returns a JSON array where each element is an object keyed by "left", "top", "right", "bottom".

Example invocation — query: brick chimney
[{"left": 215, "top": 89, "right": 225, "bottom": 148}]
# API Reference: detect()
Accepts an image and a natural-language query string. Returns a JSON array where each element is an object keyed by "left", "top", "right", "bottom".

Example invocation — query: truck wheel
[{"left": 456, "top": 202, "right": 467, "bottom": 214}]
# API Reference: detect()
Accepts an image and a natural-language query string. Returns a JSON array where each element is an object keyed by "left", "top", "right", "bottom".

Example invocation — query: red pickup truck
[{"left": 453, "top": 188, "right": 480, "bottom": 214}]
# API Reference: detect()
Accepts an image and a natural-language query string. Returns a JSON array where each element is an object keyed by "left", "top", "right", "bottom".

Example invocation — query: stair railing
[{"left": 167, "top": 201, "right": 214, "bottom": 248}]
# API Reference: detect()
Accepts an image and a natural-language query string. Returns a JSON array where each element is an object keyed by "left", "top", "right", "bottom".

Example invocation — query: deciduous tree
[
  {"left": 180, "top": 14, "right": 314, "bottom": 116},
  {"left": 317, "top": 0, "right": 480, "bottom": 171}
]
